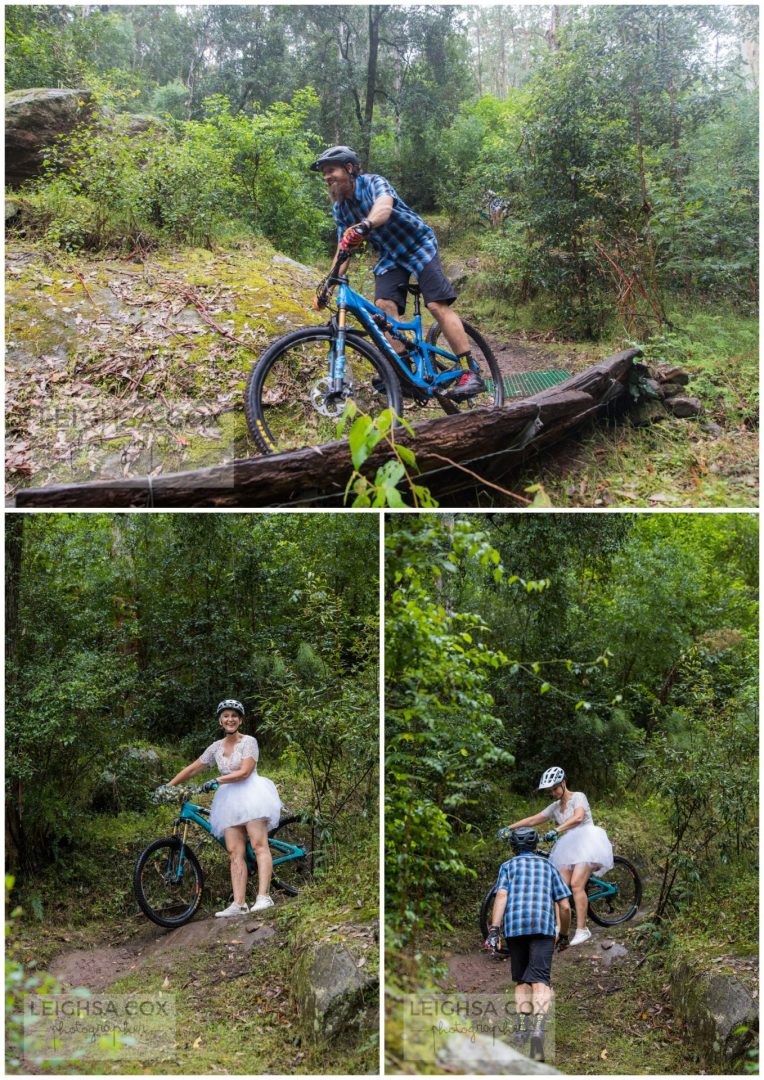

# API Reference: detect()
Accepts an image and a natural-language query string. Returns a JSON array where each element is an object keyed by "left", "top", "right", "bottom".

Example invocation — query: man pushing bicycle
[
  {"left": 484, "top": 827, "right": 572, "bottom": 1061},
  {"left": 311, "top": 144, "right": 485, "bottom": 401}
]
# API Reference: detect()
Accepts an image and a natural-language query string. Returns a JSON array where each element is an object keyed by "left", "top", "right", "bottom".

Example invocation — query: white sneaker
[
  {"left": 214, "top": 902, "right": 249, "bottom": 918},
  {"left": 569, "top": 928, "right": 592, "bottom": 947},
  {"left": 250, "top": 895, "right": 274, "bottom": 913}
]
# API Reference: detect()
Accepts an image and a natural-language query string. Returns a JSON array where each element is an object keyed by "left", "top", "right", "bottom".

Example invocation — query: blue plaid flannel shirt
[
  {"left": 332, "top": 173, "right": 438, "bottom": 276},
  {"left": 495, "top": 853, "right": 572, "bottom": 938}
]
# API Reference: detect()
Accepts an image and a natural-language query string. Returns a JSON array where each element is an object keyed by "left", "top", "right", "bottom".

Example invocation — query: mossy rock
[
  {"left": 670, "top": 955, "right": 758, "bottom": 1071},
  {"left": 293, "top": 938, "right": 378, "bottom": 1042}
]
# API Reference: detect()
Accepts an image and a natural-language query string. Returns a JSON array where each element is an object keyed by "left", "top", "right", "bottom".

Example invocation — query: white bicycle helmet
[
  {"left": 538, "top": 766, "right": 565, "bottom": 791},
  {"left": 216, "top": 699, "right": 245, "bottom": 718}
]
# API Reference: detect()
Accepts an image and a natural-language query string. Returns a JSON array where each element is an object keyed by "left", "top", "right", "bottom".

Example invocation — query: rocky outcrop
[
  {"left": 671, "top": 957, "right": 758, "bottom": 1071},
  {"left": 6, "top": 89, "right": 170, "bottom": 188},
  {"left": 6, "top": 88, "right": 95, "bottom": 187},
  {"left": 435, "top": 1031, "right": 562, "bottom": 1074},
  {"left": 444, "top": 261, "right": 469, "bottom": 292},
  {"left": 293, "top": 939, "right": 377, "bottom": 1041}
]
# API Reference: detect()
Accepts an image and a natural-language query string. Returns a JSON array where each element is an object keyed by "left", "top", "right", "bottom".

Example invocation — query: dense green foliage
[
  {"left": 6, "top": 5, "right": 757, "bottom": 334},
  {"left": 23, "top": 89, "right": 324, "bottom": 256},
  {"left": 439, "top": 7, "right": 758, "bottom": 335},
  {"left": 385, "top": 513, "right": 758, "bottom": 956},
  {"left": 5, "top": 513, "right": 379, "bottom": 873}
]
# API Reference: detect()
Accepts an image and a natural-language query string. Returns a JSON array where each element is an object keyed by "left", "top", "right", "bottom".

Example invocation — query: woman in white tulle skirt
[
  {"left": 507, "top": 765, "right": 613, "bottom": 947},
  {"left": 168, "top": 699, "right": 281, "bottom": 918}
]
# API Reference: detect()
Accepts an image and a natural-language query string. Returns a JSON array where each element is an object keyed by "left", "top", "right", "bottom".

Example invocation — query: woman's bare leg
[
  {"left": 570, "top": 863, "right": 596, "bottom": 932},
  {"left": 224, "top": 826, "right": 248, "bottom": 906},
  {"left": 245, "top": 819, "right": 272, "bottom": 896}
]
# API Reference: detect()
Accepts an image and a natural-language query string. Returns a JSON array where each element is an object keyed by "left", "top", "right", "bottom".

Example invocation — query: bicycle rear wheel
[
  {"left": 134, "top": 836, "right": 204, "bottom": 929},
  {"left": 425, "top": 321, "right": 504, "bottom": 414},
  {"left": 587, "top": 856, "right": 642, "bottom": 926},
  {"left": 269, "top": 815, "right": 314, "bottom": 896},
  {"left": 245, "top": 327, "right": 403, "bottom": 454}
]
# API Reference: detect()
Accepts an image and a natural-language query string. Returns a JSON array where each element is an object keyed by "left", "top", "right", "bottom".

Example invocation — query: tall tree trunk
[
  {"left": 624, "top": 28, "right": 666, "bottom": 328},
  {"left": 361, "top": 6, "right": 383, "bottom": 168},
  {"left": 6, "top": 515, "right": 24, "bottom": 679},
  {"left": 475, "top": 13, "right": 483, "bottom": 96},
  {"left": 547, "top": 6, "right": 561, "bottom": 50},
  {"left": 5, "top": 515, "right": 25, "bottom": 870}
]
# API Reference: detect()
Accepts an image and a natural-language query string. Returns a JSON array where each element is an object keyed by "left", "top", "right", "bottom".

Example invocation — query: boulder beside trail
[
  {"left": 444, "top": 261, "right": 469, "bottom": 292},
  {"left": 6, "top": 88, "right": 95, "bottom": 187},
  {"left": 293, "top": 939, "right": 377, "bottom": 1041},
  {"left": 436, "top": 1031, "right": 562, "bottom": 1074},
  {"left": 6, "top": 88, "right": 170, "bottom": 189},
  {"left": 671, "top": 957, "right": 758, "bottom": 1070}
]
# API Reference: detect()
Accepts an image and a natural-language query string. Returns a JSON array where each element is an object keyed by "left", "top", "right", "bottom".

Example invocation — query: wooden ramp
[{"left": 13, "top": 349, "right": 642, "bottom": 508}]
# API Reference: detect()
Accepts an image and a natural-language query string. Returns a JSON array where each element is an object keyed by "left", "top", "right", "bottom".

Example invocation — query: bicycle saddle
[{"left": 407, "top": 283, "right": 421, "bottom": 296}]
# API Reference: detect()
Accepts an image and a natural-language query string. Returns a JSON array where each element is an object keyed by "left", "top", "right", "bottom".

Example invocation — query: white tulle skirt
[
  {"left": 209, "top": 771, "right": 281, "bottom": 839},
  {"left": 548, "top": 823, "right": 613, "bottom": 875}
]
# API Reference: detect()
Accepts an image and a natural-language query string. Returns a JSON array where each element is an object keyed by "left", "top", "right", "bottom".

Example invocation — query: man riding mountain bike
[{"left": 311, "top": 144, "right": 485, "bottom": 401}]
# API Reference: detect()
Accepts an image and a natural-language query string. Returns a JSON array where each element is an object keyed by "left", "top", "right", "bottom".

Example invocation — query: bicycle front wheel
[
  {"left": 245, "top": 327, "right": 403, "bottom": 454},
  {"left": 587, "top": 856, "right": 642, "bottom": 926},
  {"left": 269, "top": 815, "right": 314, "bottom": 896},
  {"left": 134, "top": 836, "right": 204, "bottom": 929},
  {"left": 425, "top": 320, "right": 504, "bottom": 414}
]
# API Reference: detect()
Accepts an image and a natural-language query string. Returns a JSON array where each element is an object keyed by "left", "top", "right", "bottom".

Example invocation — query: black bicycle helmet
[
  {"left": 216, "top": 699, "right": 245, "bottom": 718},
  {"left": 310, "top": 145, "right": 360, "bottom": 172},
  {"left": 509, "top": 827, "right": 540, "bottom": 853}
]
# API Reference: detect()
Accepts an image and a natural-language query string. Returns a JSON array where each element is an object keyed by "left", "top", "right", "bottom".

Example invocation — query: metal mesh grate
[{"left": 486, "top": 370, "right": 571, "bottom": 398}]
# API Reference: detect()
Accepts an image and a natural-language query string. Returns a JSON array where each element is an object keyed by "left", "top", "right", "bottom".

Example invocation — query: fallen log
[{"left": 13, "top": 348, "right": 642, "bottom": 508}]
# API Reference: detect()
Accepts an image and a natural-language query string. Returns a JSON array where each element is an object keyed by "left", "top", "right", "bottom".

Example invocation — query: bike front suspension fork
[{"left": 332, "top": 306, "right": 347, "bottom": 392}]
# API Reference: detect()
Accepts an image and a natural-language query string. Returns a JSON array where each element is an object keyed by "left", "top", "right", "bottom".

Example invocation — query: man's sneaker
[
  {"left": 446, "top": 371, "right": 486, "bottom": 400},
  {"left": 214, "top": 902, "right": 249, "bottom": 918},
  {"left": 250, "top": 895, "right": 274, "bottom": 913},
  {"left": 569, "top": 927, "right": 592, "bottom": 946}
]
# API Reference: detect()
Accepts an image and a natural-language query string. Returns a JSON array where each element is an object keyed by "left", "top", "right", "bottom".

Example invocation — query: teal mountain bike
[
  {"left": 245, "top": 248, "right": 504, "bottom": 454},
  {"left": 134, "top": 783, "right": 312, "bottom": 929},
  {"left": 479, "top": 834, "right": 642, "bottom": 953}
]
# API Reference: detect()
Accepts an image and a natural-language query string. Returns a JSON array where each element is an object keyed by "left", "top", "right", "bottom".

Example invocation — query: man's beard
[{"left": 328, "top": 179, "right": 351, "bottom": 201}]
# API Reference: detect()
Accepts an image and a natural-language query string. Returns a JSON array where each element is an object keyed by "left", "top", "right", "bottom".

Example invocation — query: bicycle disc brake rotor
[{"left": 310, "top": 365, "right": 353, "bottom": 418}]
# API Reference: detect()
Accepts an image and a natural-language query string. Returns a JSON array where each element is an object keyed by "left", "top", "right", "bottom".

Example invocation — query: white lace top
[
  {"left": 200, "top": 734, "right": 258, "bottom": 775},
  {"left": 540, "top": 791, "right": 593, "bottom": 827}
]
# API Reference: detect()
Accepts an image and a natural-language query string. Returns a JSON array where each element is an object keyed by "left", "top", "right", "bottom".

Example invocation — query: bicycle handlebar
[
  {"left": 496, "top": 826, "right": 557, "bottom": 843},
  {"left": 152, "top": 782, "right": 217, "bottom": 805}
]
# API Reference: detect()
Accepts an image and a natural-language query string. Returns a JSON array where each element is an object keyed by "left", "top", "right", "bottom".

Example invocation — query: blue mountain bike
[
  {"left": 134, "top": 784, "right": 312, "bottom": 929},
  {"left": 479, "top": 836, "right": 642, "bottom": 955},
  {"left": 245, "top": 249, "right": 504, "bottom": 454}
]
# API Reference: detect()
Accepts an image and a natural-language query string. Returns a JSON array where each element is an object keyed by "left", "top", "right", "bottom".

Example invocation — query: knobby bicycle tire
[
  {"left": 425, "top": 320, "right": 504, "bottom": 413},
  {"left": 245, "top": 326, "right": 403, "bottom": 455},
  {"left": 134, "top": 835, "right": 205, "bottom": 929},
  {"left": 587, "top": 855, "right": 642, "bottom": 926}
]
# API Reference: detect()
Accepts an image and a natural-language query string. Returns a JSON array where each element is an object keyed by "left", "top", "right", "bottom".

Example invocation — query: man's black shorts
[
  {"left": 507, "top": 934, "right": 555, "bottom": 986},
  {"left": 374, "top": 254, "right": 457, "bottom": 315}
]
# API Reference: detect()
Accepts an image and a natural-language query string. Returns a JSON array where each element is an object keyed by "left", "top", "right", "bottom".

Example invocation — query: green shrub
[
  {"left": 21, "top": 90, "right": 326, "bottom": 257},
  {"left": 92, "top": 743, "right": 167, "bottom": 813}
]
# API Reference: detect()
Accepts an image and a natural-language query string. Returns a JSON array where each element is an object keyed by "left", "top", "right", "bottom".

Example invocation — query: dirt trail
[
  {"left": 483, "top": 333, "right": 571, "bottom": 378},
  {"left": 49, "top": 912, "right": 279, "bottom": 992},
  {"left": 445, "top": 916, "right": 698, "bottom": 1075},
  {"left": 447, "top": 919, "right": 627, "bottom": 997}
]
